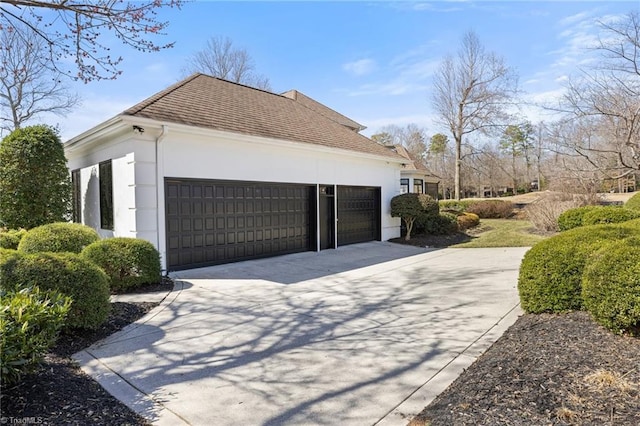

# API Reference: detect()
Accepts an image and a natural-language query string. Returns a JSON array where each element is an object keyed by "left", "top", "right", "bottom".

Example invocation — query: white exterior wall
[
  {"left": 66, "top": 129, "right": 155, "bottom": 242},
  {"left": 66, "top": 121, "right": 403, "bottom": 269}
]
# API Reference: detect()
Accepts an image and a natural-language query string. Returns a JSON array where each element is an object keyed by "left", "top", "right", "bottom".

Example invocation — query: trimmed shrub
[
  {"left": 0, "top": 286, "right": 71, "bottom": 386},
  {"left": 391, "top": 193, "right": 439, "bottom": 240},
  {"left": 581, "top": 206, "right": 640, "bottom": 226},
  {"left": 557, "top": 205, "right": 600, "bottom": 231},
  {"left": 81, "top": 238, "right": 162, "bottom": 292},
  {"left": 0, "top": 229, "right": 27, "bottom": 249},
  {"left": 0, "top": 249, "right": 22, "bottom": 290},
  {"left": 466, "top": 200, "right": 514, "bottom": 219},
  {"left": 18, "top": 222, "right": 100, "bottom": 254},
  {"left": 518, "top": 224, "right": 640, "bottom": 313},
  {"left": 7, "top": 252, "right": 110, "bottom": 329},
  {"left": 457, "top": 212, "right": 480, "bottom": 230},
  {"left": 624, "top": 192, "right": 640, "bottom": 211},
  {"left": 422, "top": 212, "right": 459, "bottom": 235},
  {"left": 0, "top": 125, "right": 71, "bottom": 229},
  {"left": 582, "top": 238, "right": 640, "bottom": 335},
  {"left": 438, "top": 200, "right": 473, "bottom": 213}
]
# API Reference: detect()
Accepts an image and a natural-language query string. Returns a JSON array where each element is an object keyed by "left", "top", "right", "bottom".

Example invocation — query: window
[
  {"left": 99, "top": 160, "right": 113, "bottom": 230},
  {"left": 71, "top": 169, "right": 81, "bottom": 223},
  {"left": 413, "top": 179, "right": 424, "bottom": 194},
  {"left": 400, "top": 178, "right": 409, "bottom": 194}
]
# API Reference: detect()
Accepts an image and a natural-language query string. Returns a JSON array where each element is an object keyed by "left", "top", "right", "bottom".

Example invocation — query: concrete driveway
[{"left": 74, "top": 242, "right": 529, "bottom": 425}]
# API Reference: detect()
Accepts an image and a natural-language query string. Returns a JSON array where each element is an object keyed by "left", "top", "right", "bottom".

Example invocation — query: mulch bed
[
  {"left": 1, "top": 279, "right": 173, "bottom": 426},
  {"left": 411, "top": 312, "right": 640, "bottom": 426}
]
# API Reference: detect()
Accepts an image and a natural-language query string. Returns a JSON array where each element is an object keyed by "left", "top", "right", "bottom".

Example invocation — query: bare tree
[
  {"left": 560, "top": 11, "right": 640, "bottom": 180},
  {"left": 0, "top": 0, "right": 183, "bottom": 82},
  {"left": 1, "top": 27, "right": 79, "bottom": 134},
  {"left": 432, "top": 31, "right": 519, "bottom": 200},
  {"left": 183, "top": 36, "right": 271, "bottom": 90}
]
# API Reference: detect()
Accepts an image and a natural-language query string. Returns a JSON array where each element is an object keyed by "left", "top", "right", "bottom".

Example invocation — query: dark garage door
[
  {"left": 337, "top": 186, "right": 381, "bottom": 246},
  {"left": 165, "top": 179, "right": 313, "bottom": 270}
]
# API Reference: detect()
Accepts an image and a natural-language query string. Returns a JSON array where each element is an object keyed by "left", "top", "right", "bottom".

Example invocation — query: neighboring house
[
  {"left": 65, "top": 74, "right": 405, "bottom": 270},
  {"left": 387, "top": 144, "right": 440, "bottom": 199}
]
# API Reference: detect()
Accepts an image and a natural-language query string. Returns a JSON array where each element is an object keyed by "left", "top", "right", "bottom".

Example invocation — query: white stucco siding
[
  {"left": 65, "top": 133, "right": 152, "bottom": 241},
  {"left": 157, "top": 130, "right": 402, "bottom": 251}
]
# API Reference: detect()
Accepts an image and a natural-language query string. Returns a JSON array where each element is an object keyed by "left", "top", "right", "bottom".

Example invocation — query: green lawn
[{"left": 452, "top": 219, "right": 550, "bottom": 248}]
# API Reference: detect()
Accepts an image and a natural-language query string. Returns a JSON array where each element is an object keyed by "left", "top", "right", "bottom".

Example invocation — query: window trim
[
  {"left": 413, "top": 178, "right": 424, "bottom": 194},
  {"left": 400, "top": 178, "right": 409, "bottom": 194},
  {"left": 99, "top": 160, "right": 114, "bottom": 230}
]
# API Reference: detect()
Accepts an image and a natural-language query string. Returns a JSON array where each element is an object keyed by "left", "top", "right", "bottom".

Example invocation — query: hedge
[
  {"left": 5, "top": 252, "right": 110, "bottom": 329},
  {"left": 466, "top": 200, "right": 514, "bottom": 219},
  {"left": 582, "top": 238, "right": 640, "bottom": 335},
  {"left": 518, "top": 224, "right": 640, "bottom": 313},
  {"left": 557, "top": 206, "right": 600, "bottom": 231},
  {"left": 81, "top": 238, "right": 162, "bottom": 292},
  {"left": 18, "top": 222, "right": 100, "bottom": 254},
  {"left": 0, "top": 229, "right": 27, "bottom": 250},
  {"left": 581, "top": 206, "right": 640, "bottom": 226}
]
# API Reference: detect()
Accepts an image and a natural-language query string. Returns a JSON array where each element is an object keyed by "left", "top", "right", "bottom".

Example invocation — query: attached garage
[
  {"left": 64, "top": 74, "right": 405, "bottom": 271},
  {"left": 165, "top": 179, "right": 313, "bottom": 270}
]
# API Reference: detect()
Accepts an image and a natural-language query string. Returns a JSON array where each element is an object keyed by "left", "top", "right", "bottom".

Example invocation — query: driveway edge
[{"left": 375, "top": 303, "right": 523, "bottom": 426}]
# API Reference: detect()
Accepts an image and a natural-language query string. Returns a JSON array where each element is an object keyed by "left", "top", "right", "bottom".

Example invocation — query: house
[
  {"left": 65, "top": 74, "right": 405, "bottom": 270},
  {"left": 387, "top": 144, "right": 440, "bottom": 199}
]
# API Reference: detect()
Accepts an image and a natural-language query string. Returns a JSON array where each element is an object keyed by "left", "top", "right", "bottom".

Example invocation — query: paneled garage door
[
  {"left": 337, "top": 186, "right": 381, "bottom": 246},
  {"left": 165, "top": 179, "right": 313, "bottom": 270}
]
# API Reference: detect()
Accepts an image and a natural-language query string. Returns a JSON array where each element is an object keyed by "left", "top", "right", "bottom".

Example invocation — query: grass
[{"left": 452, "top": 219, "right": 549, "bottom": 248}]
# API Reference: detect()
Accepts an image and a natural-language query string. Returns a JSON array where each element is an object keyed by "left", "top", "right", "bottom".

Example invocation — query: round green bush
[
  {"left": 624, "top": 192, "right": 640, "bottom": 211},
  {"left": 581, "top": 206, "right": 640, "bottom": 226},
  {"left": 82, "top": 238, "right": 162, "bottom": 293},
  {"left": 0, "top": 229, "right": 27, "bottom": 249},
  {"left": 1, "top": 286, "right": 71, "bottom": 386},
  {"left": 518, "top": 224, "right": 640, "bottom": 313},
  {"left": 457, "top": 212, "right": 480, "bottom": 230},
  {"left": 7, "top": 252, "right": 110, "bottom": 329},
  {"left": 18, "top": 222, "right": 100, "bottom": 254},
  {"left": 582, "top": 238, "right": 640, "bottom": 335},
  {"left": 557, "top": 205, "right": 600, "bottom": 231},
  {"left": 421, "top": 212, "right": 459, "bottom": 235}
]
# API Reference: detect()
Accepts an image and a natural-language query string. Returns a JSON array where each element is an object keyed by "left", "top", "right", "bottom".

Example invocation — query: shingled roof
[
  {"left": 122, "top": 74, "right": 398, "bottom": 159},
  {"left": 280, "top": 89, "right": 365, "bottom": 132}
]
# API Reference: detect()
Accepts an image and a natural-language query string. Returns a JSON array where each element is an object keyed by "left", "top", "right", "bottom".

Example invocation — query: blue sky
[{"left": 47, "top": 1, "right": 639, "bottom": 142}]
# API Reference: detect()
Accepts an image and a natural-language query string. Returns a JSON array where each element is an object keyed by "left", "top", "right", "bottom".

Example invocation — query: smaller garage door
[
  {"left": 165, "top": 179, "right": 313, "bottom": 270},
  {"left": 337, "top": 186, "right": 381, "bottom": 246}
]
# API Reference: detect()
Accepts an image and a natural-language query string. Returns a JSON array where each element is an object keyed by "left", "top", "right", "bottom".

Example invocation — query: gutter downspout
[{"left": 156, "top": 125, "right": 168, "bottom": 270}]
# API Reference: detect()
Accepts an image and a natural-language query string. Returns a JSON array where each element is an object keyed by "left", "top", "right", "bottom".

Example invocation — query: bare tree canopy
[
  {"left": 0, "top": 26, "right": 79, "bottom": 134},
  {"left": 183, "top": 36, "right": 271, "bottom": 91},
  {"left": 432, "top": 30, "right": 519, "bottom": 199},
  {"left": 0, "top": 0, "right": 184, "bottom": 82},
  {"left": 559, "top": 11, "right": 640, "bottom": 180}
]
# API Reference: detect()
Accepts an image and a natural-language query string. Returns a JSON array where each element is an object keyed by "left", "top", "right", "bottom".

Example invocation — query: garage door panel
[
  {"left": 337, "top": 186, "right": 381, "bottom": 246},
  {"left": 166, "top": 179, "right": 312, "bottom": 270}
]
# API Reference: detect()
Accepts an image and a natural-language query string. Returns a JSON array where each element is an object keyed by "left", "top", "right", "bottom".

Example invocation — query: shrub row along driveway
[{"left": 74, "top": 243, "right": 529, "bottom": 425}]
